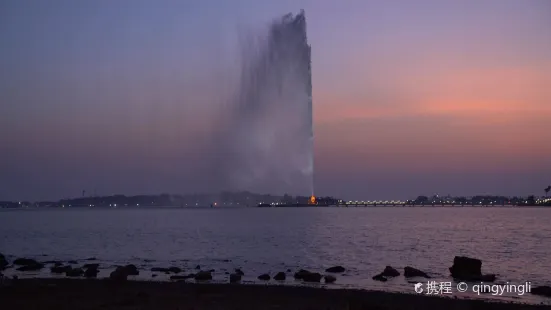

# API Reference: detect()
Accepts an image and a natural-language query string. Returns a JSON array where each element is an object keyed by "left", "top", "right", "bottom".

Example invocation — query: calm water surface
[{"left": 1, "top": 207, "right": 550, "bottom": 304}]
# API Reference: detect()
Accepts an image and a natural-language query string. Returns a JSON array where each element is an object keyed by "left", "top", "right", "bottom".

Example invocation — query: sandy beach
[{"left": 1, "top": 278, "right": 549, "bottom": 310}]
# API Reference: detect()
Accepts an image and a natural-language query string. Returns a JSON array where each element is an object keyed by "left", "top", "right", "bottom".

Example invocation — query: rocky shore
[
  {"left": 2, "top": 253, "right": 551, "bottom": 308},
  {"left": 1, "top": 278, "right": 550, "bottom": 310}
]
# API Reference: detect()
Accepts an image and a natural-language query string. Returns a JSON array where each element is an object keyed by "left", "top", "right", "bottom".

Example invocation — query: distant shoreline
[
  {"left": 1, "top": 204, "right": 548, "bottom": 210},
  {"left": 1, "top": 278, "right": 547, "bottom": 310},
  {"left": 2, "top": 193, "right": 549, "bottom": 209}
]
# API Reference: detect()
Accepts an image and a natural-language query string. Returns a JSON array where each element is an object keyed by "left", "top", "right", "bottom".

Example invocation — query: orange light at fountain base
[{"left": 309, "top": 195, "right": 316, "bottom": 205}]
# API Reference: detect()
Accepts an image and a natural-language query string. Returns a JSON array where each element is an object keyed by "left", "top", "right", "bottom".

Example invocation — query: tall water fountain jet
[{"left": 217, "top": 10, "right": 313, "bottom": 196}]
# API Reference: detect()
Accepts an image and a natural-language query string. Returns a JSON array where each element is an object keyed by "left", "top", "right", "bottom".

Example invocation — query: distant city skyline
[
  {"left": 1, "top": 0, "right": 550, "bottom": 201},
  {"left": 1, "top": 191, "right": 549, "bottom": 207}
]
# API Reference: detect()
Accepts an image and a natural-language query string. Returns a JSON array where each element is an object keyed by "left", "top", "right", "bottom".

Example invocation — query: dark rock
[
  {"left": 107, "top": 264, "right": 139, "bottom": 280},
  {"left": 195, "top": 265, "right": 201, "bottom": 270},
  {"left": 84, "top": 267, "right": 99, "bottom": 278},
  {"left": 66, "top": 268, "right": 84, "bottom": 277},
  {"left": 235, "top": 268, "right": 244, "bottom": 276},
  {"left": 109, "top": 264, "right": 140, "bottom": 281},
  {"left": 449, "top": 256, "right": 481, "bottom": 277},
  {"left": 449, "top": 256, "right": 495, "bottom": 281},
  {"left": 293, "top": 269, "right": 311, "bottom": 280},
  {"left": 208, "top": 269, "right": 215, "bottom": 273},
  {"left": 372, "top": 274, "right": 387, "bottom": 282},
  {"left": 85, "top": 257, "right": 97, "bottom": 261},
  {"left": 68, "top": 260, "right": 78, "bottom": 264},
  {"left": 51, "top": 265, "right": 72, "bottom": 274},
  {"left": 324, "top": 275, "right": 337, "bottom": 283},
  {"left": 152, "top": 274, "right": 157, "bottom": 277},
  {"left": 229, "top": 273, "right": 241, "bottom": 283},
  {"left": 110, "top": 267, "right": 128, "bottom": 281},
  {"left": 258, "top": 273, "right": 271, "bottom": 281},
  {"left": 381, "top": 266, "right": 400, "bottom": 277},
  {"left": 194, "top": 271, "right": 212, "bottom": 281},
  {"left": 224, "top": 271, "right": 229, "bottom": 275},
  {"left": 301, "top": 272, "right": 322, "bottom": 282},
  {"left": 294, "top": 269, "right": 322, "bottom": 282},
  {"left": 151, "top": 267, "right": 170, "bottom": 272},
  {"left": 83, "top": 263, "right": 98, "bottom": 271},
  {"left": 16, "top": 262, "right": 44, "bottom": 271},
  {"left": 532, "top": 286, "right": 551, "bottom": 297},
  {"left": 83, "top": 263, "right": 99, "bottom": 270},
  {"left": 123, "top": 264, "right": 139, "bottom": 275},
  {"left": 0, "top": 254, "right": 8, "bottom": 270},
  {"left": 274, "top": 272, "right": 286, "bottom": 281},
  {"left": 404, "top": 266, "right": 430, "bottom": 278},
  {"left": 293, "top": 269, "right": 322, "bottom": 282},
  {"left": 287, "top": 268, "right": 292, "bottom": 272},
  {"left": 169, "top": 267, "right": 182, "bottom": 273},
  {"left": 325, "top": 266, "right": 345, "bottom": 273},
  {"left": 13, "top": 258, "right": 40, "bottom": 266}
]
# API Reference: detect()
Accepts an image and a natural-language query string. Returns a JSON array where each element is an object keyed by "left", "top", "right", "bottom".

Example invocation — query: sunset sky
[{"left": 1, "top": 0, "right": 550, "bottom": 201}]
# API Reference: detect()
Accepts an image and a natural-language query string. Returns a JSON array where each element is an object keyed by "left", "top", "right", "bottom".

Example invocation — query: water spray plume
[{"left": 215, "top": 10, "right": 313, "bottom": 196}]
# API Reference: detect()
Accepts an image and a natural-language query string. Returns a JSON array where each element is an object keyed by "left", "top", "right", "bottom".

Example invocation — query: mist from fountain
[{"left": 214, "top": 10, "right": 313, "bottom": 197}]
